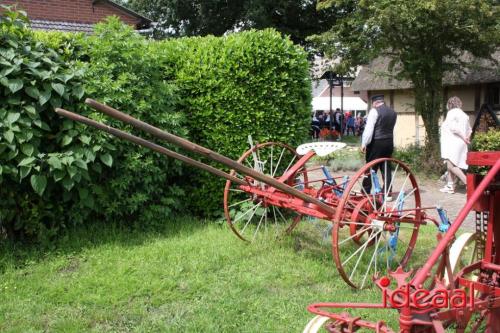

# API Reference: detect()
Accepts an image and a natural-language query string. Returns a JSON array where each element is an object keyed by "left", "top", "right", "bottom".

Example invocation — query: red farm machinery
[{"left": 55, "top": 100, "right": 499, "bottom": 331}]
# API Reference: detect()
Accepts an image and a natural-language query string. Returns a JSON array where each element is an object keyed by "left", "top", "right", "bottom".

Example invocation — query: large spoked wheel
[
  {"left": 223, "top": 142, "right": 309, "bottom": 242},
  {"left": 332, "top": 158, "right": 421, "bottom": 289},
  {"left": 302, "top": 315, "right": 331, "bottom": 333},
  {"left": 444, "top": 232, "right": 482, "bottom": 285}
]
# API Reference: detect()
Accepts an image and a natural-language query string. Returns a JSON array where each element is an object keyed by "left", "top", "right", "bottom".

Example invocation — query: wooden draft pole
[
  {"left": 54, "top": 108, "right": 246, "bottom": 186},
  {"left": 83, "top": 98, "right": 337, "bottom": 216}
]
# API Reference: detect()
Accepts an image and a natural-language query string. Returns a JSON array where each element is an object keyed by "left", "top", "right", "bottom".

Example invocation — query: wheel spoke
[
  {"left": 228, "top": 198, "right": 252, "bottom": 208},
  {"left": 361, "top": 231, "right": 383, "bottom": 288},
  {"left": 272, "top": 147, "right": 286, "bottom": 177},
  {"left": 253, "top": 212, "right": 266, "bottom": 241},
  {"left": 240, "top": 202, "right": 262, "bottom": 235},
  {"left": 339, "top": 225, "right": 374, "bottom": 245}
]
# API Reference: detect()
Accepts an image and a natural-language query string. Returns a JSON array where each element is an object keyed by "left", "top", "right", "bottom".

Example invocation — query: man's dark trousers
[{"left": 362, "top": 138, "right": 394, "bottom": 195}]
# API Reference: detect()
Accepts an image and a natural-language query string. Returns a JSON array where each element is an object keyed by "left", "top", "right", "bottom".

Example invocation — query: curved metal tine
[
  {"left": 388, "top": 187, "right": 417, "bottom": 218},
  {"left": 387, "top": 173, "right": 411, "bottom": 216}
]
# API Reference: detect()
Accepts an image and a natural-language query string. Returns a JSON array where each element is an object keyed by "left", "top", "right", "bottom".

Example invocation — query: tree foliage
[
  {"left": 128, "top": 0, "right": 338, "bottom": 48},
  {"left": 311, "top": 0, "right": 499, "bottom": 152}
]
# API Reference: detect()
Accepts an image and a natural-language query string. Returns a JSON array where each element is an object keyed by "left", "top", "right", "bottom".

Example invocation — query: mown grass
[{"left": 0, "top": 217, "right": 440, "bottom": 332}]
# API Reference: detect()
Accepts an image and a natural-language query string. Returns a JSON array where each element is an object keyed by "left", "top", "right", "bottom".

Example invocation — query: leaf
[
  {"left": 18, "top": 157, "right": 36, "bottom": 167},
  {"left": 7, "top": 78, "right": 23, "bottom": 93},
  {"left": 61, "top": 135, "right": 73, "bottom": 146},
  {"left": 100, "top": 153, "right": 113, "bottom": 167},
  {"left": 62, "top": 177, "right": 74, "bottom": 191},
  {"left": 53, "top": 169, "right": 65, "bottom": 182},
  {"left": 79, "top": 135, "right": 91, "bottom": 145},
  {"left": 51, "top": 83, "right": 65, "bottom": 96},
  {"left": 19, "top": 166, "right": 31, "bottom": 180},
  {"left": 24, "top": 105, "right": 36, "bottom": 116},
  {"left": 7, "top": 112, "right": 20, "bottom": 124},
  {"left": 78, "top": 188, "right": 89, "bottom": 200},
  {"left": 20, "top": 143, "right": 34, "bottom": 156},
  {"left": 74, "top": 159, "right": 88, "bottom": 170},
  {"left": 25, "top": 86, "right": 40, "bottom": 99},
  {"left": 39, "top": 89, "right": 51, "bottom": 106},
  {"left": 30, "top": 175, "right": 47, "bottom": 196},
  {"left": 47, "top": 156, "right": 63, "bottom": 170},
  {"left": 3, "top": 130, "right": 14, "bottom": 143},
  {"left": 72, "top": 84, "right": 85, "bottom": 99}
]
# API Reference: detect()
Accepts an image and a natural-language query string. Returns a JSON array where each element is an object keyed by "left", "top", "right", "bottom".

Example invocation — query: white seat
[{"left": 296, "top": 141, "right": 347, "bottom": 157}]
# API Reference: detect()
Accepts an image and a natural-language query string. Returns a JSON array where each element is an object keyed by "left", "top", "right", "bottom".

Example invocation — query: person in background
[
  {"left": 439, "top": 96, "right": 472, "bottom": 194},
  {"left": 355, "top": 115, "right": 365, "bottom": 136},
  {"left": 311, "top": 111, "right": 321, "bottom": 139},
  {"left": 334, "top": 108, "right": 343, "bottom": 141},
  {"left": 361, "top": 95, "right": 397, "bottom": 197},
  {"left": 346, "top": 112, "right": 355, "bottom": 135}
]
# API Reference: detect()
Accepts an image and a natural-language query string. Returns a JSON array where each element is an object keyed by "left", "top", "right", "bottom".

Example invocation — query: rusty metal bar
[
  {"left": 84, "top": 98, "right": 337, "bottom": 216},
  {"left": 54, "top": 108, "right": 246, "bottom": 186}
]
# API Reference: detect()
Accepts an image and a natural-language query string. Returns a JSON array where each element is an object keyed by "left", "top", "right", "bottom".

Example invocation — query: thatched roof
[{"left": 351, "top": 51, "right": 500, "bottom": 91}]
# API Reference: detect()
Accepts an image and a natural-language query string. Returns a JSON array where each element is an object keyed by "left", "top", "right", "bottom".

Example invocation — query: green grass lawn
[{"left": 0, "top": 217, "right": 440, "bottom": 332}]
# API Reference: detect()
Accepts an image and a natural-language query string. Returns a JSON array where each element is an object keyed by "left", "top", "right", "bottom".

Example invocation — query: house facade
[
  {"left": 351, "top": 54, "right": 500, "bottom": 147},
  {"left": 0, "top": 0, "right": 150, "bottom": 33}
]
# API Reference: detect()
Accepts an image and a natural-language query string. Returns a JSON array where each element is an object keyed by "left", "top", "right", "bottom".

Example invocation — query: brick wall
[{"left": 1, "top": 0, "right": 141, "bottom": 27}]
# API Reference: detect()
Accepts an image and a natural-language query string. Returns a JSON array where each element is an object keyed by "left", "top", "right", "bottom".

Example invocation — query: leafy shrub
[
  {"left": 79, "top": 17, "right": 186, "bottom": 226},
  {"left": 471, "top": 129, "right": 500, "bottom": 152},
  {"left": 0, "top": 9, "right": 103, "bottom": 240},
  {"left": 1, "top": 10, "right": 312, "bottom": 240},
  {"left": 161, "top": 30, "right": 312, "bottom": 215},
  {"left": 393, "top": 144, "right": 444, "bottom": 176},
  {"left": 470, "top": 129, "right": 500, "bottom": 174}
]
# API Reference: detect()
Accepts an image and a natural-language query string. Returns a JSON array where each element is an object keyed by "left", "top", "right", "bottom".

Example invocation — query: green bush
[
  {"left": 79, "top": 18, "right": 186, "bottom": 226},
  {"left": 470, "top": 129, "right": 500, "bottom": 174},
  {"left": 1, "top": 10, "right": 312, "bottom": 240},
  {"left": 162, "top": 30, "right": 312, "bottom": 215},
  {"left": 471, "top": 129, "right": 500, "bottom": 152},
  {"left": 0, "top": 9, "right": 103, "bottom": 240}
]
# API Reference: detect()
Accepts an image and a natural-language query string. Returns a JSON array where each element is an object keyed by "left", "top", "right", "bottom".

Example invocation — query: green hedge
[
  {"left": 0, "top": 10, "right": 312, "bottom": 240},
  {"left": 0, "top": 10, "right": 96, "bottom": 240},
  {"left": 162, "top": 31, "right": 311, "bottom": 215}
]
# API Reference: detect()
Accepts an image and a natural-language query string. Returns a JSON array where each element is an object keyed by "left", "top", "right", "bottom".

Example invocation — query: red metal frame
[{"left": 307, "top": 152, "right": 500, "bottom": 332}]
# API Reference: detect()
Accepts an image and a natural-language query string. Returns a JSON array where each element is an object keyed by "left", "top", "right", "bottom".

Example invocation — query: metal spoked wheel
[
  {"left": 302, "top": 315, "right": 331, "bottom": 333},
  {"left": 223, "top": 142, "right": 309, "bottom": 242},
  {"left": 332, "top": 158, "right": 422, "bottom": 289},
  {"left": 444, "top": 232, "right": 482, "bottom": 285}
]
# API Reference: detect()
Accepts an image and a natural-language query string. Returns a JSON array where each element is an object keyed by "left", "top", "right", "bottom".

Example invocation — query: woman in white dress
[{"left": 439, "top": 96, "right": 472, "bottom": 194}]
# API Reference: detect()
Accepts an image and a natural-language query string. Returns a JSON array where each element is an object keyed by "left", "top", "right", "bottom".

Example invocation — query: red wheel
[
  {"left": 332, "top": 158, "right": 422, "bottom": 289},
  {"left": 223, "top": 142, "right": 309, "bottom": 242}
]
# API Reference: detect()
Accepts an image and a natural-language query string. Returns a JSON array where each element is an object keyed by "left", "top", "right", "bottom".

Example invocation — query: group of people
[
  {"left": 311, "top": 109, "right": 365, "bottom": 140},
  {"left": 360, "top": 94, "right": 471, "bottom": 196}
]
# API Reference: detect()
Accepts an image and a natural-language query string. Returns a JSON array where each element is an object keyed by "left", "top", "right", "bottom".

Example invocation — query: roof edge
[{"left": 93, "top": 0, "right": 151, "bottom": 27}]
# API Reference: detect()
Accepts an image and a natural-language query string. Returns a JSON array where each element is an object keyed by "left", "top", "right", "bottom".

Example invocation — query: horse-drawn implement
[
  {"left": 56, "top": 100, "right": 445, "bottom": 289},
  {"left": 305, "top": 151, "right": 500, "bottom": 332}
]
